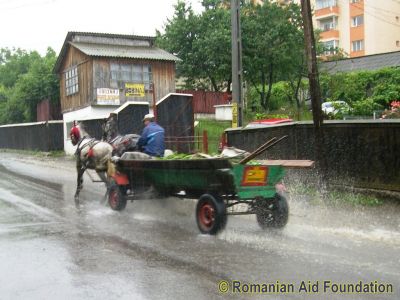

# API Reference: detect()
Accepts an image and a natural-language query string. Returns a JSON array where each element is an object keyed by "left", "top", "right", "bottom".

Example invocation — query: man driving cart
[{"left": 137, "top": 113, "right": 165, "bottom": 157}]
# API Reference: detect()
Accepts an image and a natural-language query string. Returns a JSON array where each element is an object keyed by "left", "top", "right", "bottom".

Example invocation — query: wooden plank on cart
[{"left": 255, "top": 160, "right": 315, "bottom": 168}]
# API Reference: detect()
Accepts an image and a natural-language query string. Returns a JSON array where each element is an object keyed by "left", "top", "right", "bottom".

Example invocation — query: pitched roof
[
  {"left": 70, "top": 42, "right": 180, "bottom": 62},
  {"left": 321, "top": 51, "right": 400, "bottom": 74},
  {"left": 54, "top": 32, "right": 179, "bottom": 73}
]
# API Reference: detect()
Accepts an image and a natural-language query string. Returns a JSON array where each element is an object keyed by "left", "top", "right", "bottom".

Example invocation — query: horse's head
[
  {"left": 70, "top": 125, "right": 81, "bottom": 146},
  {"left": 103, "top": 114, "right": 118, "bottom": 142}
]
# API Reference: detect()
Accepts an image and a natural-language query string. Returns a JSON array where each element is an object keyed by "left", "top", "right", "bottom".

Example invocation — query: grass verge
[
  {"left": 194, "top": 119, "right": 231, "bottom": 154},
  {"left": 288, "top": 182, "right": 384, "bottom": 207},
  {"left": 0, "top": 148, "right": 66, "bottom": 158}
]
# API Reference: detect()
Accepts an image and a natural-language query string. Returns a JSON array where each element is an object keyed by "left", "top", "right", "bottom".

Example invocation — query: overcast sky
[{"left": 0, "top": 0, "right": 203, "bottom": 55}]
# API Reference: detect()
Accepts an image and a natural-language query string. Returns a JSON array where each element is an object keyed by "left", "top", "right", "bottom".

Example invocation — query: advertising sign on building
[
  {"left": 97, "top": 88, "right": 120, "bottom": 105},
  {"left": 125, "top": 83, "right": 145, "bottom": 97}
]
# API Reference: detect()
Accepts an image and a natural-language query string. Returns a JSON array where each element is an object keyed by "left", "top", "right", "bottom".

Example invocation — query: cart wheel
[
  {"left": 108, "top": 180, "right": 127, "bottom": 211},
  {"left": 255, "top": 193, "right": 288, "bottom": 229},
  {"left": 196, "top": 194, "right": 227, "bottom": 235}
]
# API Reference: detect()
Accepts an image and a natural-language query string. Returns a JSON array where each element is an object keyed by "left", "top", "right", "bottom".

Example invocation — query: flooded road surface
[{"left": 0, "top": 153, "right": 399, "bottom": 299}]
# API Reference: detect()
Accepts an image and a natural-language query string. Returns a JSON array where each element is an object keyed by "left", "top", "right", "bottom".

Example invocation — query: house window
[
  {"left": 322, "top": 40, "right": 339, "bottom": 55},
  {"left": 350, "top": 0, "right": 360, "bottom": 3},
  {"left": 352, "top": 15, "right": 364, "bottom": 27},
  {"left": 352, "top": 40, "right": 364, "bottom": 51},
  {"left": 396, "top": 40, "right": 400, "bottom": 47},
  {"left": 65, "top": 66, "right": 79, "bottom": 96},
  {"left": 110, "top": 63, "right": 152, "bottom": 90},
  {"left": 316, "top": 0, "right": 337, "bottom": 10}
]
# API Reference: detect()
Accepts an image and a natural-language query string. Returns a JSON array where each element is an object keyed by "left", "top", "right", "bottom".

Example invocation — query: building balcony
[
  {"left": 315, "top": 6, "right": 340, "bottom": 19},
  {"left": 320, "top": 30, "right": 340, "bottom": 40},
  {"left": 319, "top": 23, "right": 338, "bottom": 32}
]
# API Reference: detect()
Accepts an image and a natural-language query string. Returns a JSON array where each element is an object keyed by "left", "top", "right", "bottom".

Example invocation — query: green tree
[
  {"left": 0, "top": 47, "right": 59, "bottom": 124},
  {"left": 157, "top": 1, "right": 305, "bottom": 107},
  {"left": 242, "top": 1, "right": 304, "bottom": 110},
  {"left": 156, "top": 0, "right": 231, "bottom": 91},
  {"left": 194, "top": 1, "right": 231, "bottom": 91},
  {"left": 0, "top": 48, "right": 41, "bottom": 88},
  {"left": 156, "top": 1, "right": 198, "bottom": 87}
]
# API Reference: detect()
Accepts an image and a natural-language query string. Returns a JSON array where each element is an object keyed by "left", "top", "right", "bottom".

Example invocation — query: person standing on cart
[{"left": 137, "top": 113, "right": 165, "bottom": 157}]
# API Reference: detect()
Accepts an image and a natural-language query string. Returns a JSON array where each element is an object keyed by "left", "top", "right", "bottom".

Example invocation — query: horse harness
[{"left": 75, "top": 137, "right": 101, "bottom": 160}]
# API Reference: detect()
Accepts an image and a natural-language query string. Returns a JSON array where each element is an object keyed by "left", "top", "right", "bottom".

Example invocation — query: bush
[
  {"left": 352, "top": 98, "right": 384, "bottom": 116},
  {"left": 247, "top": 81, "right": 292, "bottom": 112},
  {"left": 320, "top": 67, "right": 400, "bottom": 116},
  {"left": 246, "top": 67, "right": 400, "bottom": 119}
]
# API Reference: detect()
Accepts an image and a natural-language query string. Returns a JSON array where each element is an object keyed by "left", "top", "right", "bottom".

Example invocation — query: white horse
[{"left": 70, "top": 122, "right": 113, "bottom": 204}]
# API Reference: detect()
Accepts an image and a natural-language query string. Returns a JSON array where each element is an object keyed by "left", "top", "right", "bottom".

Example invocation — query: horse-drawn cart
[{"left": 107, "top": 155, "right": 314, "bottom": 235}]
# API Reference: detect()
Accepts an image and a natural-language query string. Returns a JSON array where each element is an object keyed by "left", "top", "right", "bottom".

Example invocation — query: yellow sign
[
  {"left": 241, "top": 166, "right": 268, "bottom": 186},
  {"left": 125, "top": 83, "right": 145, "bottom": 97},
  {"left": 232, "top": 102, "right": 238, "bottom": 128}
]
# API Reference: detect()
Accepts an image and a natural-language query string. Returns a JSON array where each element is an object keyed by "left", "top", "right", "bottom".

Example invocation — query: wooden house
[{"left": 53, "top": 31, "right": 179, "bottom": 154}]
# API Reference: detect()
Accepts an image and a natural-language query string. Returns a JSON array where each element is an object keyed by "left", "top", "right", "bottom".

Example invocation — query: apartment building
[{"left": 258, "top": 0, "right": 400, "bottom": 58}]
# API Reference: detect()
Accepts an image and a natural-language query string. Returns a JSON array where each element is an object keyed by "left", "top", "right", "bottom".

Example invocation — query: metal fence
[
  {"left": 226, "top": 120, "right": 400, "bottom": 192},
  {"left": 165, "top": 130, "right": 209, "bottom": 154},
  {"left": 176, "top": 90, "right": 231, "bottom": 114},
  {"left": 0, "top": 121, "right": 64, "bottom": 151}
]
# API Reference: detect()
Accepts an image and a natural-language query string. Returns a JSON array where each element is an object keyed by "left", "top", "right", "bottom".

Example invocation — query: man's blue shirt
[{"left": 137, "top": 122, "right": 165, "bottom": 157}]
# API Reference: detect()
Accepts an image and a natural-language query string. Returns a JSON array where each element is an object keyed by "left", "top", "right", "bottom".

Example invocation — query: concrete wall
[
  {"left": 214, "top": 104, "right": 233, "bottom": 121},
  {"left": 226, "top": 120, "right": 400, "bottom": 192}
]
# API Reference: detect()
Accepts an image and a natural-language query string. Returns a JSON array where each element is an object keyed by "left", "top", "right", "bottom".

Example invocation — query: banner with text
[
  {"left": 125, "top": 83, "right": 145, "bottom": 97},
  {"left": 97, "top": 88, "right": 120, "bottom": 105}
]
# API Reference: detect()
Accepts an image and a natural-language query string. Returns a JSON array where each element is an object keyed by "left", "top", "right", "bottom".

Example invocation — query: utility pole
[
  {"left": 300, "top": 0, "right": 323, "bottom": 130},
  {"left": 300, "top": 0, "right": 326, "bottom": 175},
  {"left": 231, "top": 0, "right": 243, "bottom": 127}
]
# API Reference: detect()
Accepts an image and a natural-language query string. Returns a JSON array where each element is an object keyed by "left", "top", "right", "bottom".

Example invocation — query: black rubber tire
[
  {"left": 108, "top": 180, "right": 128, "bottom": 211},
  {"left": 196, "top": 194, "right": 227, "bottom": 235},
  {"left": 255, "top": 193, "right": 289, "bottom": 229}
]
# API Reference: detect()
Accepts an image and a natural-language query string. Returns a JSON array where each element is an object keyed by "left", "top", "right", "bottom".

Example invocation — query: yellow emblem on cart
[{"left": 241, "top": 166, "right": 268, "bottom": 186}]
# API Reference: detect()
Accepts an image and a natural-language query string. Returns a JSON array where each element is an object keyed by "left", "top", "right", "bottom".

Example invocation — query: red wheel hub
[
  {"left": 199, "top": 202, "right": 215, "bottom": 228},
  {"left": 109, "top": 190, "right": 118, "bottom": 209}
]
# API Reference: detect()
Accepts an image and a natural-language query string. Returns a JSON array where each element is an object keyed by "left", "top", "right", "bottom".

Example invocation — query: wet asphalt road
[{"left": 0, "top": 153, "right": 399, "bottom": 300}]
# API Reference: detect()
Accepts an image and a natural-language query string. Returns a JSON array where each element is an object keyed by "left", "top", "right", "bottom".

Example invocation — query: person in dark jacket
[{"left": 137, "top": 113, "right": 165, "bottom": 157}]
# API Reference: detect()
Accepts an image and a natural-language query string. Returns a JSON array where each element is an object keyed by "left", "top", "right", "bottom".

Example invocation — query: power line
[
  {"left": 333, "top": 0, "right": 400, "bottom": 28},
  {"left": 351, "top": 1, "right": 400, "bottom": 28},
  {"left": 348, "top": 0, "right": 400, "bottom": 19},
  {"left": 363, "top": 2, "right": 400, "bottom": 17}
]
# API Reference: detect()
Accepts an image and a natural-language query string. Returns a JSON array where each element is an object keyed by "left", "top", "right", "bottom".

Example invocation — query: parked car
[{"left": 321, "top": 101, "right": 352, "bottom": 116}]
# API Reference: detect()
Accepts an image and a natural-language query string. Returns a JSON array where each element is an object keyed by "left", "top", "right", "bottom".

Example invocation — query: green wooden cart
[{"left": 107, "top": 157, "right": 302, "bottom": 235}]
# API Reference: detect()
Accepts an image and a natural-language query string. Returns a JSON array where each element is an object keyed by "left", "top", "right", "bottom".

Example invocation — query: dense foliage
[
  {"left": 157, "top": 0, "right": 232, "bottom": 92},
  {"left": 156, "top": 0, "right": 305, "bottom": 110},
  {"left": 245, "top": 67, "right": 400, "bottom": 119},
  {"left": 320, "top": 68, "right": 400, "bottom": 116},
  {"left": 241, "top": 1, "right": 304, "bottom": 110},
  {"left": 0, "top": 48, "right": 59, "bottom": 124}
]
